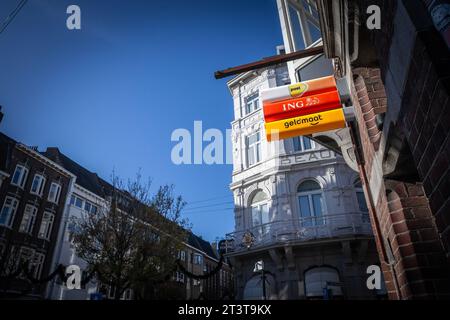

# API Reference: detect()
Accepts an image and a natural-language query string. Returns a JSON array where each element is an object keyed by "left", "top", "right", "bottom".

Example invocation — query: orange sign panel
[{"left": 264, "top": 108, "right": 346, "bottom": 142}]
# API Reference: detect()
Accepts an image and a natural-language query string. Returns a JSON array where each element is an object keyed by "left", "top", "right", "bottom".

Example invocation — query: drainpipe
[{"left": 348, "top": 122, "right": 402, "bottom": 299}]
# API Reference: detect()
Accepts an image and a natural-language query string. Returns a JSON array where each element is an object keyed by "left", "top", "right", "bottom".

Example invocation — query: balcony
[{"left": 224, "top": 212, "right": 372, "bottom": 254}]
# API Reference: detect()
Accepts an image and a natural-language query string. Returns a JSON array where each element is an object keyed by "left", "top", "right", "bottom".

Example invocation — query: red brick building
[{"left": 315, "top": 0, "right": 450, "bottom": 299}]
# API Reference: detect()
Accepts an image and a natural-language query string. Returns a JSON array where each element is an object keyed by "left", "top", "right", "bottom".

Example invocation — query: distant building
[
  {"left": 43, "top": 147, "right": 107, "bottom": 300},
  {"left": 175, "top": 233, "right": 233, "bottom": 300},
  {"left": 0, "top": 133, "right": 75, "bottom": 299}
]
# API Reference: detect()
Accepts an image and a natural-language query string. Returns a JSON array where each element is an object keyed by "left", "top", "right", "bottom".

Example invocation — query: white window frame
[
  {"left": 84, "top": 200, "right": 98, "bottom": 214},
  {"left": 193, "top": 253, "right": 203, "bottom": 265},
  {"left": 19, "top": 204, "right": 38, "bottom": 234},
  {"left": 70, "top": 194, "right": 83, "bottom": 208},
  {"left": 30, "top": 174, "right": 46, "bottom": 197},
  {"left": 244, "top": 91, "right": 260, "bottom": 115},
  {"left": 0, "top": 196, "right": 19, "bottom": 228},
  {"left": 246, "top": 131, "right": 262, "bottom": 167},
  {"left": 297, "top": 180, "right": 326, "bottom": 226},
  {"left": 251, "top": 199, "right": 270, "bottom": 237},
  {"left": 292, "top": 136, "right": 315, "bottom": 152},
  {"left": 48, "top": 182, "right": 62, "bottom": 204},
  {"left": 286, "top": 0, "right": 321, "bottom": 50},
  {"left": 38, "top": 211, "right": 55, "bottom": 240},
  {"left": 180, "top": 250, "right": 186, "bottom": 261},
  {"left": 11, "top": 164, "right": 29, "bottom": 189}
]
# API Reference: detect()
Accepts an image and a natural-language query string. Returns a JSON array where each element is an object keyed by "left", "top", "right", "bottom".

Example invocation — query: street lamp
[{"left": 253, "top": 260, "right": 267, "bottom": 300}]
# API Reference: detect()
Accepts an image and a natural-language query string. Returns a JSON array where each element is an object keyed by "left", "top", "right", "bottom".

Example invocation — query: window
[
  {"left": 304, "top": 267, "right": 343, "bottom": 299},
  {"left": 176, "top": 271, "right": 185, "bottom": 283},
  {"left": 195, "top": 254, "right": 203, "bottom": 265},
  {"left": 179, "top": 250, "right": 186, "bottom": 261},
  {"left": 11, "top": 164, "right": 29, "bottom": 188},
  {"left": 84, "top": 201, "right": 98, "bottom": 214},
  {"left": 38, "top": 212, "right": 55, "bottom": 240},
  {"left": 297, "top": 55, "right": 334, "bottom": 81},
  {"left": 354, "top": 179, "right": 369, "bottom": 223},
  {"left": 287, "top": 0, "right": 321, "bottom": 50},
  {"left": 70, "top": 194, "right": 83, "bottom": 208},
  {"left": 245, "top": 92, "right": 260, "bottom": 115},
  {"left": 48, "top": 182, "right": 62, "bottom": 203},
  {"left": 31, "top": 252, "right": 45, "bottom": 279},
  {"left": 297, "top": 180, "right": 324, "bottom": 226},
  {"left": 19, "top": 204, "right": 38, "bottom": 234},
  {"left": 246, "top": 131, "right": 262, "bottom": 167},
  {"left": 0, "top": 197, "right": 19, "bottom": 228},
  {"left": 30, "top": 174, "right": 46, "bottom": 196},
  {"left": 293, "top": 136, "right": 314, "bottom": 152},
  {"left": 251, "top": 191, "right": 270, "bottom": 236}
]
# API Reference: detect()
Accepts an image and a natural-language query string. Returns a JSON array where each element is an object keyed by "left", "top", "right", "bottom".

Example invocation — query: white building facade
[{"left": 224, "top": 0, "right": 383, "bottom": 300}]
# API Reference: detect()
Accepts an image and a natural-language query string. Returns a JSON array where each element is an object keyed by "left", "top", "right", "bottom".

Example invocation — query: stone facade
[{"left": 225, "top": 59, "right": 381, "bottom": 299}]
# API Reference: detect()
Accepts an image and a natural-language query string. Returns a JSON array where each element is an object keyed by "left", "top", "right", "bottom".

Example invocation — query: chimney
[{"left": 45, "top": 147, "right": 62, "bottom": 165}]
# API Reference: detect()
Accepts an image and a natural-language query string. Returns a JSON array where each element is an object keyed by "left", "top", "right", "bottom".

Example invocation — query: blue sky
[{"left": 0, "top": 0, "right": 283, "bottom": 241}]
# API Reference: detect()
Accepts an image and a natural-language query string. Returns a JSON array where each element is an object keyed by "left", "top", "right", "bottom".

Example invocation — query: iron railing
[{"left": 224, "top": 212, "right": 372, "bottom": 253}]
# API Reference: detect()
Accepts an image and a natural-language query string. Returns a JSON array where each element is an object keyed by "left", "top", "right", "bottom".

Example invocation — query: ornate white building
[{"left": 224, "top": 2, "right": 384, "bottom": 297}]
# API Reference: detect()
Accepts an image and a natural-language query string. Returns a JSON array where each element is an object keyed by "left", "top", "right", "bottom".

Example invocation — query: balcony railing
[{"left": 224, "top": 212, "right": 372, "bottom": 253}]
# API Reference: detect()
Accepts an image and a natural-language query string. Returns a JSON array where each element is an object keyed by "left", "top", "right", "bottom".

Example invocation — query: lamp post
[{"left": 253, "top": 260, "right": 267, "bottom": 300}]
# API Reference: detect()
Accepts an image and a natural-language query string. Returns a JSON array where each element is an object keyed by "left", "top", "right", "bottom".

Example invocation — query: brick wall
[
  {"left": 400, "top": 28, "right": 450, "bottom": 257},
  {"left": 350, "top": 0, "right": 450, "bottom": 299}
]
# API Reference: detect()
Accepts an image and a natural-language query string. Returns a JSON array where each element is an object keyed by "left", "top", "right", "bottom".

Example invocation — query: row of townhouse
[{"left": 0, "top": 132, "right": 232, "bottom": 300}]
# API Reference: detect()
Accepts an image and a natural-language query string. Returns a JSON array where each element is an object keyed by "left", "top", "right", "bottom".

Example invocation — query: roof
[
  {"left": 42, "top": 147, "right": 105, "bottom": 197},
  {"left": 188, "top": 232, "right": 218, "bottom": 260}
]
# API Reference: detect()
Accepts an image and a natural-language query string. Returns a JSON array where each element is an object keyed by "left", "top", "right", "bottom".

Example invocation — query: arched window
[
  {"left": 304, "top": 267, "right": 343, "bottom": 299},
  {"left": 250, "top": 191, "right": 270, "bottom": 237},
  {"left": 297, "top": 180, "right": 324, "bottom": 226},
  {"left": 243, "top": 273, "right": 277, "bottom": 300},
  {"left": 354, "top": 178, "right": 369, "bottom": 223}
]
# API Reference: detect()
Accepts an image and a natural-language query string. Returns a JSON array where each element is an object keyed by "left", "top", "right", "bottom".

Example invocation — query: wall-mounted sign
[
  {"left": 261, "top": 75, "right": 337, "bottom": 102},
  {"left": 261, "top": 75, "right": 347, "bottom": 141},
  {"left": 263, "top": 90, "right": 341, "bottom": 122},
  {"left": 264, "top": 108, "right": 346, "bottom": 142}
]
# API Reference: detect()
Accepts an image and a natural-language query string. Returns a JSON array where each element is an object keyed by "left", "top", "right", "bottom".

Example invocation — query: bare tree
[{"left": 71, "top": 173, "right": 189, "bottom": 300}]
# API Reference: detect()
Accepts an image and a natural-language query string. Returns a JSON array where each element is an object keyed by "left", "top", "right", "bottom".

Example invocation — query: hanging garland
[
  {"left": 176, "top": 254, "right": 225, "bottom": 280},
  {"left": 1, "top": 253, "right": 228, "bottom": 297}
]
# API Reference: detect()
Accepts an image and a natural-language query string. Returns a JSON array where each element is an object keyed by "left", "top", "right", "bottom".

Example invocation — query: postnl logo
[{"left": 289, "top": 82, "right": 308, "bottom": 97}]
